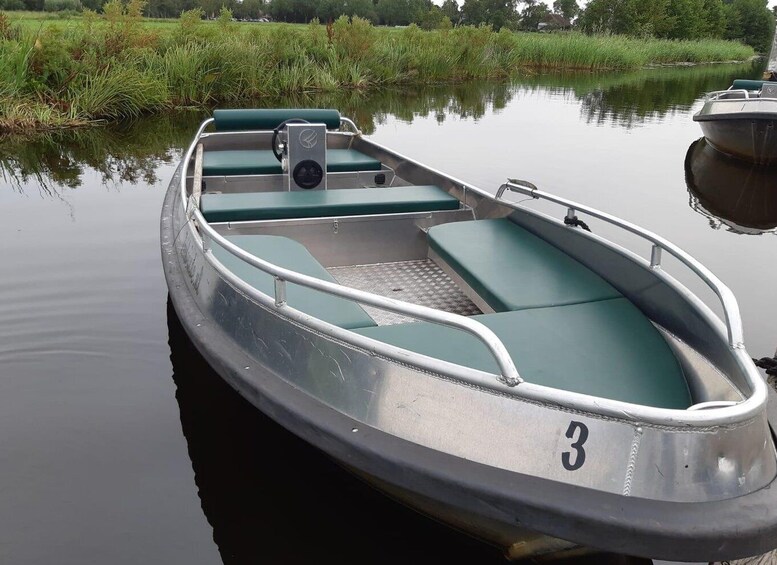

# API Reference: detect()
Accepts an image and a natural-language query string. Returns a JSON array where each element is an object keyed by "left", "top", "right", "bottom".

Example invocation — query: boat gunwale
[{"left": 177, "top": 116, "right": 768, "bottom": 429}]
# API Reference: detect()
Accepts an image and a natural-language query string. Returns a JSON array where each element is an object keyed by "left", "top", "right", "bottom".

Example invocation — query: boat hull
[
  {"left": 694, "top": 98, "right": 777, "bottom": 165},
  {"left": 162, "top": 164, "right": 777, "bottom": 560},
  {"left": 698, "top": 118, "right": 777, "bottom": 164}
]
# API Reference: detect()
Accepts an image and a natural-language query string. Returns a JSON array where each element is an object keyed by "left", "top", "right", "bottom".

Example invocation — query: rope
[
  {"left": 564, "top": 215, "right": 592, "bottom": 232},
  {"left": 753, "top": 356, "right": 777, "bottom": 376}
]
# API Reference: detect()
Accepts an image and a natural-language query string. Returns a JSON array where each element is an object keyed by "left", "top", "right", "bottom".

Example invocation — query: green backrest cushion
[
  {"left": 202, "top": 149, "right": 381, "bottom": 177},
  {"left": 355, "top": 298, "right": 691, "bottom": 409},
  {"left": 201, "top": 186, "right": 459, "bottom": 223},
  {"left": 731, "top": 79, "right": 768, "bottom": 91},
  {"left": 427, "top": 218, "right": 622, "bottom": 312},
  {"left": 213, "top": 109, "right": 341, "bottom": 131},
  {"left": 212, "top": 235, "right": 376, "bottom": 330}
]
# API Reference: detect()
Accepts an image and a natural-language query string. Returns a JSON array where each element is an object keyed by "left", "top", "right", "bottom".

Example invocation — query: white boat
[
  {"left": 162, "top": 108, "right": 777, "bottom": 561},
  {"left": 693, "top": 78, "right": 777, "bottom": 165}
]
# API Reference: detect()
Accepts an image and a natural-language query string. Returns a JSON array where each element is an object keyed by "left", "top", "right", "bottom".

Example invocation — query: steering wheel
[{"left": 271, "top": 118, "right": 310, "bottom": 162}]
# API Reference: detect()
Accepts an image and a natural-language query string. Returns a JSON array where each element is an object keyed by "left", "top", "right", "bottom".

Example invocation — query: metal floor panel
[{"left": 328, "top": 260, "right": 481, "bottom": 326}]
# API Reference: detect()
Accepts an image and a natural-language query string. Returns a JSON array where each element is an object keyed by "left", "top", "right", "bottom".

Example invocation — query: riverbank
[{"left": 0, "top": 10, "right": 756, "bottom": 134}]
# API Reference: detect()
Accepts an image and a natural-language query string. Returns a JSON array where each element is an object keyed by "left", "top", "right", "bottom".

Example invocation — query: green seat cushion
[
  {"left": 202, "top": 149, "right": 381, "bottom": 177},
  {"left": 201, "top": 186, "right": 459, "bottom": 222},
  {"left": 212, "top": 235, "right": 376, "bottom": 330},
  {"left": 213, "top": 108, "right": 341, "bottom": 131},
  {"left": 731, "top": 79, "right": 768, "bottom": 91},
  {"left": 355, "top": 298, "right": 690, "bottom": 409},
  {"left": 427, "top": 219, "right": 621, "bottom": 312}
]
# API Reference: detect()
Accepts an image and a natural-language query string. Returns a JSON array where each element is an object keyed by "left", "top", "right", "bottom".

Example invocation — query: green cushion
[
  {"left": 427, "top": 219, "right": 621, "bottom": 312},
  {"left": 213, "top": 108, "right": 341, "bottom": 131},
  {"left": 203, "top": 149, "right": 381, "bottom": 177},
  {"left": 201, "top": 186, "right": 459, "bottom": 222},
  {"left": 731, "top": 79, "right": 768, "bottom": 91},
  {"left": 355, "top": 299, "right": 690, "bottom": 409},
  {"left": 212, "top": 235, "right": 376, "bottom": 330}
]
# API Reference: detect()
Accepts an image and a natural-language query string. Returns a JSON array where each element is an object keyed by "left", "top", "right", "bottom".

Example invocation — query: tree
[
  {"left": 578, "top": 0, "right": 672, "bottom": 37},
  {"left": 461, "top": 0, "right": 518, "bottom": 30},
  {"left": 519, "top": 0, "right": 550, "bottom": 30},
  {"left": 375, "top": 0, "right": 426, "bottom": 26},
  {"left": 700, "top": 0, "right": 726, "bottom": 38},
  {"left": 440, "top": 0, "right": 460, "bottom": 23},
  {"left": 419, "top": 5, "right": 452, "bottom": 29},
  {"left": 552, "top": 0, "right": 578, "bottom": 21},
  {"left": 664, "top": 0, "right": 706, "bottom": 39},
  {"left": 269, "top": 0, "right": 319, "bottom": 22},
  {"left": 724, "top": 0, "right": 774, "bottom": 52}
]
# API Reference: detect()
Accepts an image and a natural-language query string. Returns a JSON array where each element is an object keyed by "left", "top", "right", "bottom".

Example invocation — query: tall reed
[{"left": 0, "top": 12, "right": 756, "bottom": 133}]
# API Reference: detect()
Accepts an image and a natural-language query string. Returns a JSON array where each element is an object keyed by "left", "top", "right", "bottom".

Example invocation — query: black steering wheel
[{"left": 271, "top": 118, "right": 310, "bottom": 162}]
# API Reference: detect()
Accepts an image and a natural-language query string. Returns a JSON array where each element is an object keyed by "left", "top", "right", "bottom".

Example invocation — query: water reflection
[
  {"left": 523, "top": 60, "right": 762, "bottom": 128},
  {"left": 685, "top": 137, "right": 777, "bottom": 234},
  {"left": 0, "top": 62, "right": 763, "bottom": 195},
  {"left": 166, "top": 301, "right": 651, "bottom": 564},
  {"left": 0, "top": 114, "right": 199, "bottom": 195}
]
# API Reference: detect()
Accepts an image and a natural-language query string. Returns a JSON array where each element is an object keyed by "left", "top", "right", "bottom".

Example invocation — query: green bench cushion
[
  {"left": 427, "top": 218, "right": 621, "bottom": 312},
  {"left": 212, "top": 235, "right": 376, "bottom": 330},
  {"left": 202, "top": 149, "right": 381, "bottom": 177},
  {"left": 201, "top": 186, "right": 459, "bottom": 223},
  {"left": 355, "top": 298, "right": 690, "bottom": 409},
  {"left": 731, "top": 79, "right": 768, "bottom": 91},
  {"left": 213, "top": 108, "right": 341, "bottom": 131}
]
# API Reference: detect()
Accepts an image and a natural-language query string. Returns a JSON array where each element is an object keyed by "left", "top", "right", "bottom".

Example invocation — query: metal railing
[
  {"left": 172, "top": 115, "right": 771, "bottom": 427},
  {"left": 497, "top": 180, "right": 744, "bottom": 349},
  {"left": 179, "top": 119, "right": 521, "bottom": 386}
]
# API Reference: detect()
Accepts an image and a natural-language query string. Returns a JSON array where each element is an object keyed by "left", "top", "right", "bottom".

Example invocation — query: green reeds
[{"left": 0, "top": 12, "right": 757, "bottom": 134}]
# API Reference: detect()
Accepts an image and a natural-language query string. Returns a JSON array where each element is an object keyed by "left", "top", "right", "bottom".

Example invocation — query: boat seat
[
  {"left": 731, "top": 79, "right": 768, "bottom": 91},
  {"left": 213, "top": 108, "right": 342, "bottom": 131},
  {"left": 427, "top": 218, "right": 622, "bottom": 312},
  {"left": 354, "top": 299, "right": 691, "bottom": 409},
  {"left": 201, "top": 186, "right": 460, "bottom": 223},
  {"left": 212, "top": 235, "right": 376, "bottom": 330},
  {"left": 202, "top": 149, "right": 382, "bottom": 177}
]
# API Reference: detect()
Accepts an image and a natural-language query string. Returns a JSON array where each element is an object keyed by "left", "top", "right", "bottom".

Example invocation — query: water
[{"left": 1, "top": 61, "right": 774, "bottom": 564}]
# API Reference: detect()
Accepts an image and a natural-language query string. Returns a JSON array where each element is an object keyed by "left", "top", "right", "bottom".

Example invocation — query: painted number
[{"left": 561, "top": 421, "right": 589, "bottom": 471}]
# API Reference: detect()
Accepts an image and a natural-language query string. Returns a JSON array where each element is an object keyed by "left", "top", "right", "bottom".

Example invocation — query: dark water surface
[{"left": 1, "top": 61, "right": 775, "bottom": 564}]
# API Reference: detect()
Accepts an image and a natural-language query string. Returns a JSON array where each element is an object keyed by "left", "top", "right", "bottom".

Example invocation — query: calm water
[{"left": 1, "top": 61, "right": 775, "bottom": 564}]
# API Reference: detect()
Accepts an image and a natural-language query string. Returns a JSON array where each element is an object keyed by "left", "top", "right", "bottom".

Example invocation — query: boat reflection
[
  {"left": 685, "top": 137, "right": 777, "bottom": 234},
  {"left": 165, "top": 300, "right": 650, "bottom": 565}
]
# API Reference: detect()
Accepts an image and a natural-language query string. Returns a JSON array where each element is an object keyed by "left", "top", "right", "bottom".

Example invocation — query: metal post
[
  {"left": 274, "top": 277, "right": 287, "bottom": 307},
  {"left": 650, "top": 244, "right": 662, "bottom": 268},
  {"left": 566, "top": 207, "right": 576, "bottom": 221}
]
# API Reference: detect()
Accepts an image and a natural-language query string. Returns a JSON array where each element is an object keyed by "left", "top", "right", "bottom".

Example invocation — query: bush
[{"left": 43, "top": 0, "right": 82, "bottom": 11}]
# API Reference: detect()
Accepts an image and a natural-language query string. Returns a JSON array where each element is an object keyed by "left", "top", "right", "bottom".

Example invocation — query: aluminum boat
[
  {"left": 161, "top": 108, "right": 777, "bottom": 561},
  {"left": 693, "top": 79, "right": 777, "bottom": 165}
]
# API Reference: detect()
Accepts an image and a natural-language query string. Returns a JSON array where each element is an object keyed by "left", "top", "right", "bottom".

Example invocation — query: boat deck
[{"left": 328, "top": 260, "right": 481, "bottom": 326}]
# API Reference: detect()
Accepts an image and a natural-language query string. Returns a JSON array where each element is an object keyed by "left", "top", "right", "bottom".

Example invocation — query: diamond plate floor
[{"left": 328, "top": 259, "right": 481, "bottom": 326}]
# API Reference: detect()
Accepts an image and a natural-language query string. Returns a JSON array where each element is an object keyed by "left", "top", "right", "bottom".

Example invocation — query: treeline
[
  {"left": 2, "top": 0, "right": 774, "bottom": 51},
  {"left": 579, "top": 0, "right": 775, "bottom": 52}
]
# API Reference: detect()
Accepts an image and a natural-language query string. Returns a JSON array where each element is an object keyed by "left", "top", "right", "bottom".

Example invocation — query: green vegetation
[
  {"left": 1, "top": 61, "right": 757, "bottom": 194},
  {"left": 579, "top": 0, "right": 775, "bottom": 53},
  {"left": 0, "top": 6, "right": 756, "bottom": 134}
]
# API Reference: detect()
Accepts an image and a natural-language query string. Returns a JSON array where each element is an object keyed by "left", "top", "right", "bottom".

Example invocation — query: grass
[{"left": 0, "top": 9, "right": 757, "bottom": 134}]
